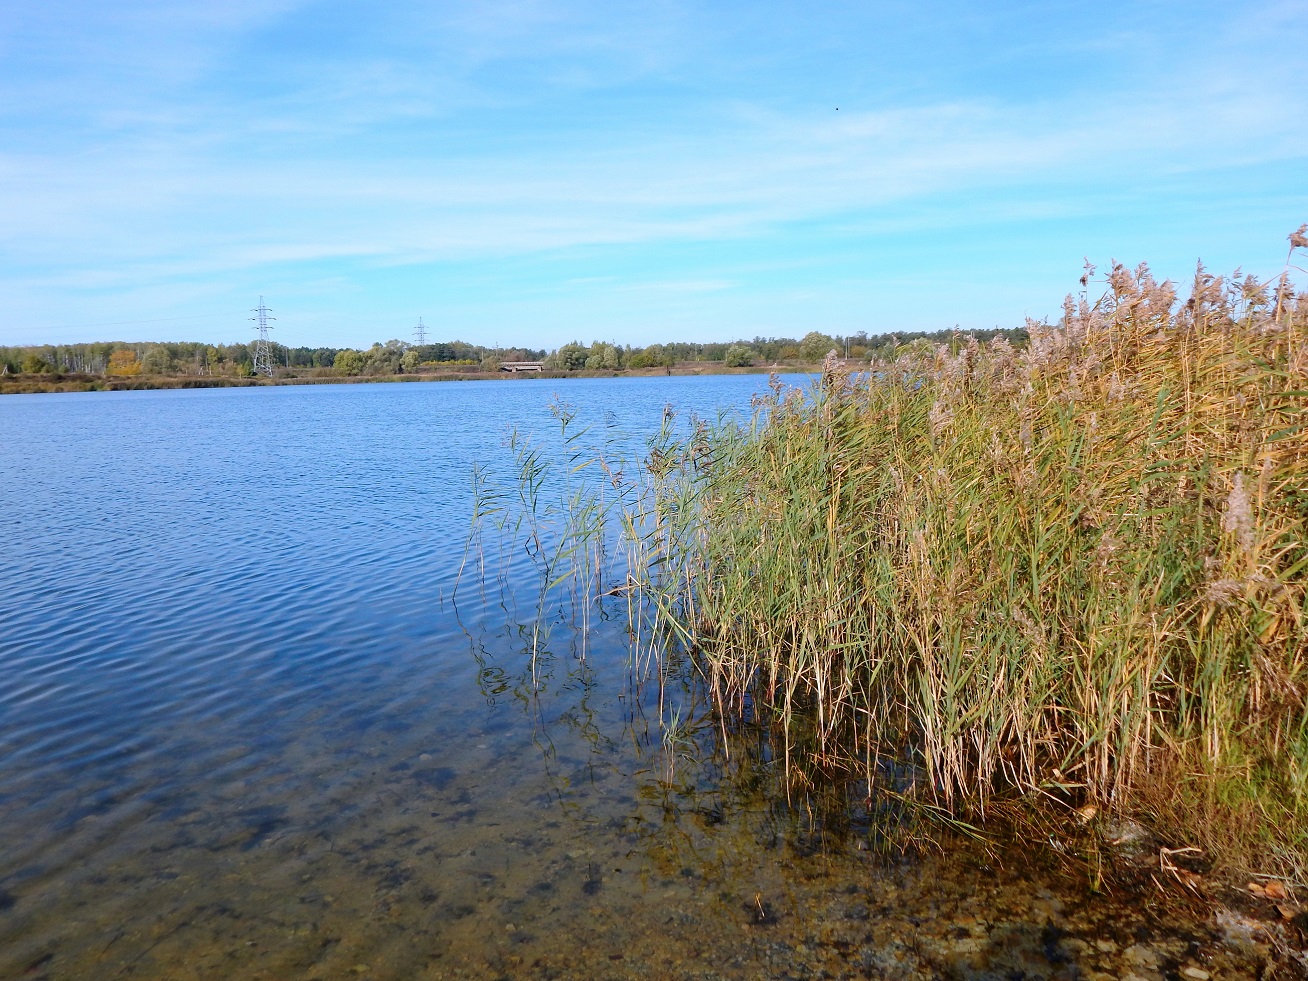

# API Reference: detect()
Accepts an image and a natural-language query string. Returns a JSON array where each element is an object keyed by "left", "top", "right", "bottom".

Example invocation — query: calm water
[{"left": 0, "top": 378, "right": 1272, "bottom": 980}]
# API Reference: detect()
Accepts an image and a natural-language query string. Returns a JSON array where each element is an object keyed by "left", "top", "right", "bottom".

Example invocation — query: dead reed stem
[{"left": 480, "top": 234, "right": 1308, "bottom": 873}]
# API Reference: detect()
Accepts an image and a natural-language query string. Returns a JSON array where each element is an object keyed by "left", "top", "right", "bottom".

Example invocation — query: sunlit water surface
[{"left": 0, "top": 378, "right": 1271, "bottom": 980}]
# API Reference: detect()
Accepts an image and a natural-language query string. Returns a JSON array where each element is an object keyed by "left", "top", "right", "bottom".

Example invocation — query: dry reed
[{"left": 485, "top": 230, "right": 1308, "bottom": 873}]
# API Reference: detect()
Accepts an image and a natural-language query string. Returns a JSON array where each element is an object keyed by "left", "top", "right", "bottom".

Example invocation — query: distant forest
[{"left": 1, "top": 327, "right": 1029, "bottom": 379}]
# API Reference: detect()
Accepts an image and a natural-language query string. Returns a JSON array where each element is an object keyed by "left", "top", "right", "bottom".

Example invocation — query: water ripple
[{"left": 0, "top": 376, "right": 789, "bottom": 976}]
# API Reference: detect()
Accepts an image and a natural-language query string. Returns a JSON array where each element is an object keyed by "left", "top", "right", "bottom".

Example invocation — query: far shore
[{"left": 0, "top": 362, "right": 815, "bottom": 396}]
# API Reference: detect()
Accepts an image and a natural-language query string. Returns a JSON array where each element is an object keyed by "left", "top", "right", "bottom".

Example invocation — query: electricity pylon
[
  {"left": 414, "top": 317, "right": 428, "bottom": 345},
  {"left": 250, "top": 297, "right": 276, "bottom": 377}
]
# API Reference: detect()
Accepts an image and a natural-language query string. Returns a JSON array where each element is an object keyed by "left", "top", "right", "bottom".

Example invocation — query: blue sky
[{"left": 1, "top": 0, "right": 1305, "bottom": 350}]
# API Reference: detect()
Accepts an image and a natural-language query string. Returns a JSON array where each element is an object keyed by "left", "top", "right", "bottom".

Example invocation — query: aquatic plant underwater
[{"left": 470, "top": 228, "right": 1308, "bottom": 880}]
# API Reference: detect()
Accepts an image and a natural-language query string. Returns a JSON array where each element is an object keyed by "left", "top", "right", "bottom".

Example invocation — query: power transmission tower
[
  {"left": 414, "top": 316, "right": 428, "bottom": 346},
  {"left": 250, "top": 296, "right": 276, "bottom": 377}
]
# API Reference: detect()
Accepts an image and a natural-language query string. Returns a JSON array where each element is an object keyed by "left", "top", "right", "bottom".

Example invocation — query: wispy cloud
[
  {"left": 1, "top": 0, "right": 1304, "bottom": 346},
  {"left": 615, "top": 279, "right": 735, "bottom": 294},
  {"left": 7, "top": 89, "right": 1302, "bottom": 269}
]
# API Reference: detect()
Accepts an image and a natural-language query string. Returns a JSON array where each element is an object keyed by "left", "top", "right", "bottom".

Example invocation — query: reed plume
[{"left": 483, "top": 231, "right": 1308, "bottom": 873}]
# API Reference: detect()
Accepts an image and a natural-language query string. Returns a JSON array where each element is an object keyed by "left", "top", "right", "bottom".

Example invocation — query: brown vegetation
[{"left": 489, "top": 229, "right": 1308, "bottom": 878}]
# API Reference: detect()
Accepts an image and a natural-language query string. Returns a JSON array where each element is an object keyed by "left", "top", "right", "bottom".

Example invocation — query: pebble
[
  {"left": 1214, "top": 908, "right": 1264, "bottom": 948},
  {"left": 1181, "top": 968, "right": 1210, "bottom": 980},
  {"left": 1031, "top": 897, "right": 1064, "bottom": 918},
  {"left": 1124, "top": 943, "right": 1161, "bottom": 968},
  {"left": 1105, "top": 818, "right": 1148, "bottom": 844}
]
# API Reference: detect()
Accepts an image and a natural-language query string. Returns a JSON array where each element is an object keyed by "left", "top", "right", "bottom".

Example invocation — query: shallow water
[{"left": 0, "top": 377, "right": 1289, "bottom": 979}]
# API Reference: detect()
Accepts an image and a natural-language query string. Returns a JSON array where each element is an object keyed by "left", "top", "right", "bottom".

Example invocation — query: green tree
[
  {"left": 626, "top": 350, "right": 655, "bottom": 369},
  {"left": 799, "top": 331, "right": 836, "bottom": 362},
  {"left": 595, "top": 343, "right": 621, "bottom": 369},
  {"left": 642, "top": 343, "right": 674, "bottom": 367},
  {"left": 364, "top": 339, "right": 406, "bottom": 374},
  {"left": 553, "top": 342, "right": 589, "bottom": 371},
  {"left": 141, "top": 345, "right": 173, "bottom": 374},
  {"left": 334, "top": 350, "right": 366, "bottom": 375},
  {"left": 896, "top": 337, "right": 936, "bottom": 357},
  {"left": 723, "top": 345, "right": 754, "bottom": 367}
]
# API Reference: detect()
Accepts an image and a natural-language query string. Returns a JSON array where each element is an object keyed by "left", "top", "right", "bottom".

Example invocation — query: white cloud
[
  {"left": 0, "top": 0, "right": 1304, "bottom": 344},
  {"left": 4, "top": 79, "right": 1303, "bottom": 283}
]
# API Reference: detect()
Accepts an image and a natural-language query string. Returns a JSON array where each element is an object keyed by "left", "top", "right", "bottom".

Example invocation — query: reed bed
[{"left": 482, "top": 231, "right": 1308, "bottom": 872}]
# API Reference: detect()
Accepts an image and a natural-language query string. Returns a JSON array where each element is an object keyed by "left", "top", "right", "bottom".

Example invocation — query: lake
[{"left": 0, "top": 377, "right": 1268, "bottom": 979}]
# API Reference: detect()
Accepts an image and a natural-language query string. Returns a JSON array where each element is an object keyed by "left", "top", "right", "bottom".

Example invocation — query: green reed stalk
[
  {"left": 475, "top": 233, "right": 1308, "bottom": 874},
  {"left": 625, "top": 244, "right": 1308, "bottom": 872}
]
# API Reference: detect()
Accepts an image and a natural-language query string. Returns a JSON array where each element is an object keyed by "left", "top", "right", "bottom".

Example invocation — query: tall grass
[{"left": 481, "top": 231, "right": 1308, "bottom": 872}]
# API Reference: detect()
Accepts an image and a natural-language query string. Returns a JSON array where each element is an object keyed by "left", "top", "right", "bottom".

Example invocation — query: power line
[{"left": 250, "top": 297, "right": 276, "bottom": 378}]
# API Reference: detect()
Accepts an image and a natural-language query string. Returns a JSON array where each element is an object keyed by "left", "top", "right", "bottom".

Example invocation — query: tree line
[{"left": 1, "top": 327, "right": 1028, "bottom": 378}]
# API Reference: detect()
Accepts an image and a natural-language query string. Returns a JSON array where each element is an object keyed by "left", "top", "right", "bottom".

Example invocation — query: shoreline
[{"left": 0, "top": 363, "right": 788, "bottom": 395}]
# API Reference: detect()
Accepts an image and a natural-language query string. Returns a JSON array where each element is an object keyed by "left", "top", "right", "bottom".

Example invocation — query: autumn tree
[{"left": 107, "top": 349, "right": 142, "bottom": 376}]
